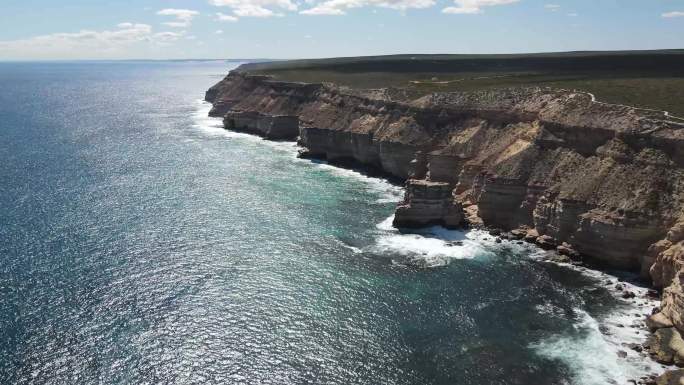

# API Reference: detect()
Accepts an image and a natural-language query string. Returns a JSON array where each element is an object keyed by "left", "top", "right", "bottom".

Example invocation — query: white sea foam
[
  {"left": 333, "top": 238, "right": 364, "bottom": 254},
  {"left": 191, "top": 100, "right": 226, "bottom": 136},
  {"left": 370, "top": 214, "right": 515, "bottom": 267},
  {"left": 376, "top": 215, "right": 396, "bottom": 231},
  {"left": 530, "top": 256, "right": 664, "bottom": 384},
  {"left": 532, "top": 305, "right": 664, "bottom": 385},
  {"left": 374, "top": 214, "right": 664, "bottom": 382}
]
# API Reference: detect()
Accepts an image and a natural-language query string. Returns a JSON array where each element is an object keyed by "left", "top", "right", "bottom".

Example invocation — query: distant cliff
[{"left": 206, "top": 70, "right": 684, "bottom": 338}]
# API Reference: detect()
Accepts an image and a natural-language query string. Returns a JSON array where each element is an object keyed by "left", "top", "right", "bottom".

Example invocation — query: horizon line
[{"left": 1, "top": 48, "right": 684, "bottom": 63}]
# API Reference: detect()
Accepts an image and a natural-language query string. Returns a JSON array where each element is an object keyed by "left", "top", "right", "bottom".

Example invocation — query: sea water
[{"left": 0, "top": 61, "right": 664, "bottom": 384}]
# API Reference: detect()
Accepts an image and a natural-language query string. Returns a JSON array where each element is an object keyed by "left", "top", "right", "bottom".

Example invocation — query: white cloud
[
  {"left": 662, "top": 11, "right": 684, "bottom": 18},
  {"left": 544, "top": 4, "right": 560, "bottom": 11},
  {"left": 216, "top": 12, "right": 239, "bottom": 21},
  {"left": 235, "top": 5, "right": 283, "bottom": 17},
  {"left": 567, "top": 12, "right": 578, "bottom": 17},
  {"left": 301, "top": 0, "right": 434, "bottom": 15},
  {"left": 152, "top": 30, "right": 187, "bottom": 44},
  {"left": 162, "top": 22, "right": 189, "bottom": 28},
  {"left": 215, "top": 30, "right": 224, "bottom": 34},
  {"left": 442, "top": 5, "right": 478, "bottom": 13},
  {"left": 442, "top": 0, "right": 518, "bottom": 14},
  {"left": 300, "top": 6, "right": 345, "bottom": 15},
  {"left": 0, "top": 23, "right": 187, "bottom": 59},
  {"left": 210, "top": 0, "right": 296, "bottom": 18},
  {"left": 2, "top": 23, "right": 153, "bottom": 48},
  {"left": 156, "top": 8, "right": 199, "bottom": 28}
]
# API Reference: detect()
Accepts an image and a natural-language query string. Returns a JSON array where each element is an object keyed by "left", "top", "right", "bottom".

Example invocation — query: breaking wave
[
  {"left": 530, "top": 263, "right": 664, "bottom": 385},
  {"left": 374, "top": 215, "right": 664, "bottom": 384}
]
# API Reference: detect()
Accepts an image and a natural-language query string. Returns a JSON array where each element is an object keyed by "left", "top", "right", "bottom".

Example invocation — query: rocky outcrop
[
  {"left": 647, "top": 218, "right": 684, "bottom": 338},
  {"left": 656, "top": 370, "right": 684, "bottom": 385},
  {"left": 647, "top": 327, "right": 684, "bottom": 365},
  {"left": 650, "top": 220, "right": 684, "bottom": 288},
  {"left": 205, "top": 68, "right": 684, "bottom": 274},
  {"left": 393, "top": 179, "right": 463, "bottom": 228}
]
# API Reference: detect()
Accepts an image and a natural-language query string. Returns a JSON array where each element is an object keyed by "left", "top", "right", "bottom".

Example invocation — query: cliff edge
[{"left": 206, "top": 70, "right": 684, "bottom": 336}]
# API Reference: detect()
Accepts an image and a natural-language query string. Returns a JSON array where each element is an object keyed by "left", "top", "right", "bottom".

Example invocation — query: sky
[{"left": 0, "top": 0, "right": 683, "bottom": 60}]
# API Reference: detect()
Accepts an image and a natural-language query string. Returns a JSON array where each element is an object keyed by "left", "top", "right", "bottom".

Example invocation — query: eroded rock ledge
[{"left": 206, "top": 69, "right": 684, "bottom": 337}]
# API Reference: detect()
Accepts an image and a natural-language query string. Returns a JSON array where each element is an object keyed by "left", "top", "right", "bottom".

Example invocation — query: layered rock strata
[
  {"left": 393, "top": 179, "right": 464, "bottom": 228},
  {"left": 206, "top": 70, "right": 684, "bottom": 336},
  {"left": 206, "top": 70, "right": 684, "bottom": 268},
  {"left": 224, "top": 110, "right": 299, "bottom": 140}
]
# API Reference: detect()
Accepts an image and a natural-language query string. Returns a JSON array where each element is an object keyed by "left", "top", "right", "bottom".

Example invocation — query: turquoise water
[{"left": 0, "top": 61, "right": 660, "bottom": 384}]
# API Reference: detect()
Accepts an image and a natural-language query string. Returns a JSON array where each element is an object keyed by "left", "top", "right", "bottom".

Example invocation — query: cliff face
[
  {"left": 224, "top": 111, "right": 299, "bottom": 140},
  {"left": 206, "top": 71, "right": 684, "bottom": 323}
]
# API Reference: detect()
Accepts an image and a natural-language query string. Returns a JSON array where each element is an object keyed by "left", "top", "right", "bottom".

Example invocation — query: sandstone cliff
[{"left": 206, "top": 70, "right": 684, "bottom": 330}]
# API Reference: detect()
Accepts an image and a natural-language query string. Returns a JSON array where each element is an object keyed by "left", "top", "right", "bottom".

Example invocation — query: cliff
[{"left": 206, "top": 70, "right": 684, "bottom": 334}]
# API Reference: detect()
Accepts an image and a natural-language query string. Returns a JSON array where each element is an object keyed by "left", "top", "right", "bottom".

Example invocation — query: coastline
[
  {"left": 199, "top": 97, "right": 668, "bottom": 384},
  {"left": 204, "top": 71, "right": 684, "bottom": 269}
]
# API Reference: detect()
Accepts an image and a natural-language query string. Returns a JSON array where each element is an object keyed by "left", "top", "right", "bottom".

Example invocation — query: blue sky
[{"left": 0, "top": 0, "right": 682, "bottom": 60}]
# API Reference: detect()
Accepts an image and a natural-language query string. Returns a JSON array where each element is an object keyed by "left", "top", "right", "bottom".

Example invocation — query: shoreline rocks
[
  {"left": 655, "top": 369, "right": 684, "bottom": 385},
  {"left": 646, "top": 327, "right": 684, "bottom": 365}
]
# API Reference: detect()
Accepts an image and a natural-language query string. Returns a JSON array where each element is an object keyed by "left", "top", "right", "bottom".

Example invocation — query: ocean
[{"left": 0, "top": 60, "right": 663, "bottom": 384}]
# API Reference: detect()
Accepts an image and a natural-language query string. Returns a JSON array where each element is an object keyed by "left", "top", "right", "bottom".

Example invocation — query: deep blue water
[{"left": 0, "top": 61, "right": 660, "bottom": 385}]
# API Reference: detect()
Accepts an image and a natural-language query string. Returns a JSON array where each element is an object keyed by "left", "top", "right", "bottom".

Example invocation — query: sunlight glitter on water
[{"left": 2, "top": 61, "right": 663, "bottom": 385}]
